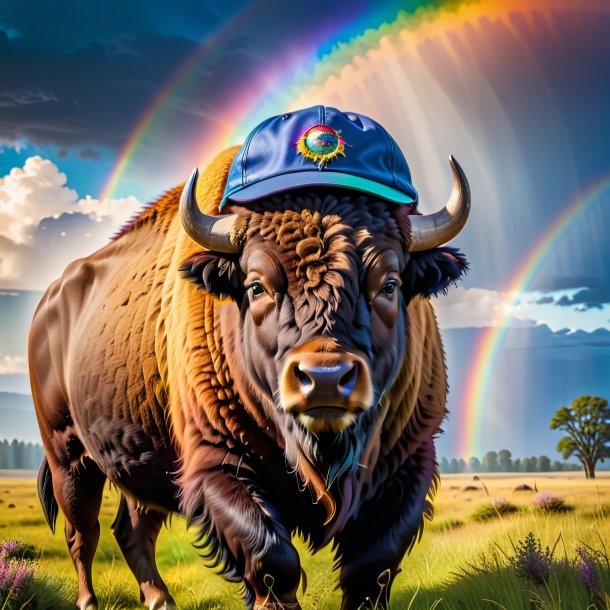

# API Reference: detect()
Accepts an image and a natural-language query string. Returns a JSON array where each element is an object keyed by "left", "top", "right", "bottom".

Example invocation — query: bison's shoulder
[{"left": 112, "top": 184, "right": 183, "bottom": 241}]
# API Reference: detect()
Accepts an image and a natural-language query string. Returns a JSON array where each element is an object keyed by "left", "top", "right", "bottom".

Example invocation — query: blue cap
[{"left": 219, "top": 105, "right": 418, "bottom": 210}]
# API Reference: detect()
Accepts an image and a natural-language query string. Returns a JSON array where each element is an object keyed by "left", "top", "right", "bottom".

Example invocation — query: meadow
[{"left": 0, "top": 471, "right": 608, "bottom": 609}]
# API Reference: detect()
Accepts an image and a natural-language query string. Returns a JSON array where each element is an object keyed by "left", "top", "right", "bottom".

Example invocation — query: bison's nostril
[
  {"left": 294, "top": 364, "right": 314, "bottom": 393},
  {"left": 338, "top": 363, "right": 358, "bottom": 397}
]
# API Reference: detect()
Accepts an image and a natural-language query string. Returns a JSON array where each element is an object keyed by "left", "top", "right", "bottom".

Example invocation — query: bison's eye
[
  {"left": 382, "top": 281, "right": 398, "bottom": 296},
  {"left": 250, "top": 281, "right": 265, "bottom": 296}
]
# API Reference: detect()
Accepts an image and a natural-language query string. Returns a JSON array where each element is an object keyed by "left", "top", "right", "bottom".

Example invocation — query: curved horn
[
  {"left": 408, "top": 155, "right": 471, "bottom": 252},
  {"left": 179, "top": 168, "right": 240, "bottom": 253}
]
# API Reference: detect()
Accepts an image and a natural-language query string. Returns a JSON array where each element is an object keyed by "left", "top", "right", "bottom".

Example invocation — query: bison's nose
[
  {"left": 293, "top": 361, "right": 358, "bottom": 399},
  {"left": 280, "top": 350, "right": 373, "bottom": 421}
]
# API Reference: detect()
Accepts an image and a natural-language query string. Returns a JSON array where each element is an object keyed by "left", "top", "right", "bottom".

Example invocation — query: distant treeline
[
  {"left": 0, "top": 440, "right": 583, "bottom": 473},
  {"left": 439, "top": 449, "right": 581, "bottom": 474},
  {"left": 0, "top": 439, "right": 45, "bottom": 470}
]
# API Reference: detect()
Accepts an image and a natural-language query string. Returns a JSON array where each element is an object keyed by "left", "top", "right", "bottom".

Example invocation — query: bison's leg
[
  {"left": 112, "top": 493, "right": 176, "bottom": 609},
  {"left": 181, "top": 465, "right": 302, "bottom": 610},
  {"left": 50, "top": 452, "right": 106, "bottom": 610},
  {"left": 334, "top": 440, "right": 437, "bottom": 610}
]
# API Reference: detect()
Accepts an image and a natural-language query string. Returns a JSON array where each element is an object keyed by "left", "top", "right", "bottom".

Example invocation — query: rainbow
[
  {"left": 98, "top": 2, "right": 457, "bottom": 201},
  {"left": 458, "top": 175, "right": 610, "bottom": 458},
  {"left": 99, "top": 0, "right": 269, "bottom": 201}
]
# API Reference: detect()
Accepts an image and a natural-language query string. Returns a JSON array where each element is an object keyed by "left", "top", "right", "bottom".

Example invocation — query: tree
[
  {"left": 550, "top": 395, "right": 610, "bottom": 479},
  {"left": 439, "top": 457, "right": 449, "bottom": 474},
  {"left": 482, "top": 451, "right": 498, "bottom": 472},
  {"left": 538, "top": 455, "right": 551, "bottom": 472},
  {"left": 10, "top": 439, "right": 19, "bottom": 469},
  {"left": 0, "top": 439, "right": 8, "bottom": 468},
  {"left": 468, "top": 456, "right": 481, "bottom": 472},
  {"left": 498, "top": 449, "right": 513, "bottom": 472}
]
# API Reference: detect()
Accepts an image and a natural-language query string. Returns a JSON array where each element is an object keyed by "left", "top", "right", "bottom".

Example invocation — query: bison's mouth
[
  {"left": 304, "top": 406, "right": 359, "bottom": 418},
  {"left": 295, "top": 405, "right": 362, "bottom": 434}
]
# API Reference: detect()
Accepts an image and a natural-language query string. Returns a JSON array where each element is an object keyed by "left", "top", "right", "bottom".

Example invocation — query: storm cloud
[
  {"left": 530, "top": 276, "right": 610, "bottom": 310},
  {"left": 555, "top": 287, "right": 610, "bottom": 310},
  {"left": 0, "top": 30, "right": 207, "bottom": 149},
  {"left": 0, "top": 1, "right": 412, "bottom": 152}
]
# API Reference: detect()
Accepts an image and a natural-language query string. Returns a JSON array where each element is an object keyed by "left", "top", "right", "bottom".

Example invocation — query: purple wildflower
[
  {"left": 0, "top": 560, "right": 11, "bottom": 589},
  {"left": 532, "top": 492, "right": 569, "bottom": 512},
  {"left": 0, "top": 539, "right": 35, "bottom": 602},
  {"left": 12, "top": 563, "right": 33, "bottom": 595},
  {"left": 0, "top": 539, "right": 19, "bottom": 558},
  {"left": 0, "top": 559, "right": 34, "bottom": 597},
  {"left": 0, "top": 538, "right": 36, "bottom": 563},
  {"left": 510, "top": 532, "right": 556, "bottom": 584},
  {"left": 575, "top": 546, "right": 599, "bottom": 592}
]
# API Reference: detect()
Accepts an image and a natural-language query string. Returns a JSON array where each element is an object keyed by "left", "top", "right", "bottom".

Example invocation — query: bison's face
[
  {"left": 183, "top": 192, "right": 468, "bottom": 436},
  {"left": 239, "top": 202, "right": 403, "bottom": 434}
]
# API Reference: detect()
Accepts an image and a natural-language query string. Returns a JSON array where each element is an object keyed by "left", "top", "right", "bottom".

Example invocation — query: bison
[{"left": 29, "top": 111, "right": 470, "bottom": 610}]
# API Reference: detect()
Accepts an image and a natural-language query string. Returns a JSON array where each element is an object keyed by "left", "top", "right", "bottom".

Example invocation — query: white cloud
[
  {"left": 0, "top": 157, "right": 142, "bottom": 289},
  {"left": 0, "top": 355, "right": 27, "bottom": 375},
  {"left": 76, "top": 194, "right": 141, "bottom": 222},
  {"left": 0, "top": 156, "right": 141, "bottom": 243},
  {"left": 0, "top": 157, "right": 77, "bottom": 244},
  {"left": 434, "top": 286, "right": 610, "bottom": 332},
  {"left": 434, "top": 287, "right": 516, "bottom": 329}
]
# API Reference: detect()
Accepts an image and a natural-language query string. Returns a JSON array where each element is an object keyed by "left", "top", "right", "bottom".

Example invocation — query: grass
[
  {"left": 1, "top": 472, "right": 609, "bottom": 609},
  {"left": 470, "top": 497, "right": 518, "bottom": 521}
]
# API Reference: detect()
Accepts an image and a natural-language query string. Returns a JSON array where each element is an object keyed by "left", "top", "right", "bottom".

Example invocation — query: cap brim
[{"left": 223, "top": 171, "right": 416, "bottom": 205}]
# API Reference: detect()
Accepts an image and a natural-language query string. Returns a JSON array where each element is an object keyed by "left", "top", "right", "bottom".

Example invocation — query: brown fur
[{"left": 29, "top": 145, "right": 455, "bottom": 610}]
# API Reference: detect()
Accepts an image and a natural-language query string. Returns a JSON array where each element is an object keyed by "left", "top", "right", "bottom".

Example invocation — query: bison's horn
[
  {"left": 179, "top": 167, "right": 241, "bottom": 253},
  {"left": 408, "top": 156, "right": 471, "bottom": 252}
]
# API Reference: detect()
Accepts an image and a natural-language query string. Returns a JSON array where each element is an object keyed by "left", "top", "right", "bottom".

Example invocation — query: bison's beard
[{"left": 282, "top": 396, "right": 381, "bottom": 494}]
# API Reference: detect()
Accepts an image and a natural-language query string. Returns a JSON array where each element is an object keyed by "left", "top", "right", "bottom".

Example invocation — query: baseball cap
[{"left": 219, "top": 105, "right": 418, "bottom": 210}]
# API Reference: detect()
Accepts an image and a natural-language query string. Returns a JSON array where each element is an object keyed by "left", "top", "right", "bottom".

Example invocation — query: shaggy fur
[{"left": 29, "top": 145, "right": 467, "bottom": 610}]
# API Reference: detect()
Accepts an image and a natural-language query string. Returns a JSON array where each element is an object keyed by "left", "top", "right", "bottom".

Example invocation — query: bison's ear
[
  {"left": 402, "top": 246, "right": 468, "bottom": 301},
  {"left": 180, "top": 251, "right": 244, "bottom": 303}
]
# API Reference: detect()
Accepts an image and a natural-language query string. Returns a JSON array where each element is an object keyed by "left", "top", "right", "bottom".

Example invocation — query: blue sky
[{"left": 1, "top": 0, "right": 609, "bottom": 459}]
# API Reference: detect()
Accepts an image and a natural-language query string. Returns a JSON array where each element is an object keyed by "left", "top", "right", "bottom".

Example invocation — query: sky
[{"left": 1, "top": 0, "right": 609, "bottom": 461}]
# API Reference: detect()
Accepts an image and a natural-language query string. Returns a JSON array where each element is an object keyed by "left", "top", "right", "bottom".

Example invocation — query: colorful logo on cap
[{"left": 295, "top": 124, "right": 346, "bottom": 168}]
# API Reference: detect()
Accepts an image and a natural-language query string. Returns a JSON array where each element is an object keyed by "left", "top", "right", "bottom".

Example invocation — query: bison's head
[{"left": 180, "top": 158, "right": 469, "bottom": 448}]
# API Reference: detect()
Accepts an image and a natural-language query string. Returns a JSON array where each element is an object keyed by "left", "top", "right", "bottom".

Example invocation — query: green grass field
[{"left": 1, "top": 472, "right": 609, "bottom": 609}]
